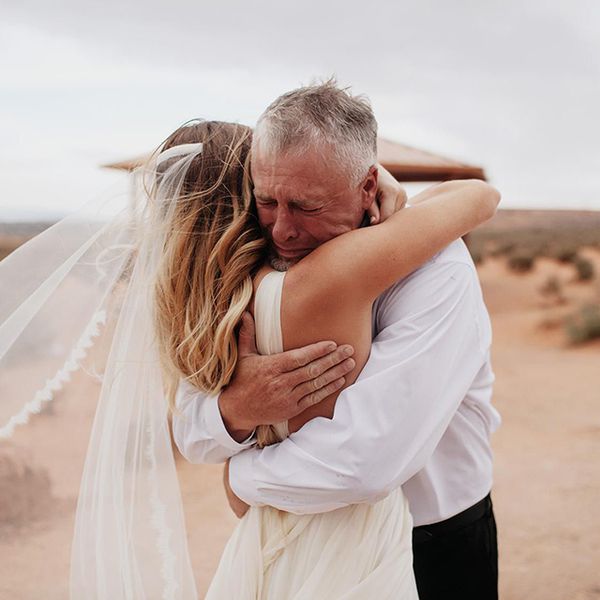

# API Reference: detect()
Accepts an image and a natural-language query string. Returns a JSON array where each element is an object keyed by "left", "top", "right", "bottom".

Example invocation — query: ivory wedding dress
[{"left": 205, "top": 270, "right": 419, "bottom": 599}]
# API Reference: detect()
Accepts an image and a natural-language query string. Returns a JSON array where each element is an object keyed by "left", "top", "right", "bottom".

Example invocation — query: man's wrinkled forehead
[{"left": 252, "top": 145, "right": 351, "bottom": 198}]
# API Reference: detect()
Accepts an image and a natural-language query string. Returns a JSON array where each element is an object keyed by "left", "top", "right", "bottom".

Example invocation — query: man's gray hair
[{"left": 253, "top": 79, "right": 378, "bottom": 186}]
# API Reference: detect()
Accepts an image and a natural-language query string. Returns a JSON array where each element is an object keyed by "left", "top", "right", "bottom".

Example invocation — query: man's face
[{"left": 252, "top": 147, "right": 377, "bottom": 267}]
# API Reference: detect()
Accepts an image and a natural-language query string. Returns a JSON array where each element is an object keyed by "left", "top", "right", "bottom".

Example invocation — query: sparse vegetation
[
  {"left": 467, "top": 209, "right": 600, "bottom": 266},
  {"left": 539, "top": 276, "right": 562, "bottom": 296},
  {"left": 574, "top": 257, "right": 595, "bottom": 281},
  {"left": 565, "top": 304, "right": 600, "bottom": 343},
  {"left": 553, "top": 246, "right": 579, "bottom": 263},
  {"left": 508, "top": 253, "right": 535, "bottom": 272},
  {"left": 539, "top": 276, "right": 565, "bottom": 304}
]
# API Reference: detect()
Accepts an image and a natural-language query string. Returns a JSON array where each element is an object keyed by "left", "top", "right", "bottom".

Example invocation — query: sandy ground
[
  {"left": 1, "top": 249, "right": 599, "bottom": 599},
  {"left": 479, "top": 250, "right": 600, "bottom": 600}
]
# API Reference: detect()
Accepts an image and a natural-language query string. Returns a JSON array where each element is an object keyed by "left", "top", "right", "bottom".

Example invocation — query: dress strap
[
  {"left": 254, "top": 270, "right": 286, "bottom": 355},
  {"left": 253, "top": 270, "right": 289, "bottom": 446}
]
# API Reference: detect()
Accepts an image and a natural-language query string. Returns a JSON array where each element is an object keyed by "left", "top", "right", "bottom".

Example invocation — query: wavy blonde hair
[{"left": 152, "top": 121, "right": 267, "bottom": 414}]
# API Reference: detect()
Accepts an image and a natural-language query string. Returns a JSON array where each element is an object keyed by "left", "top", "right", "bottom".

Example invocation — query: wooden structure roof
[
  {"left": 103, "top": 137, "right": 486, "bottom": 182},
  {"left": 376, "top": 138, "right": 486, "bottom": 182}
]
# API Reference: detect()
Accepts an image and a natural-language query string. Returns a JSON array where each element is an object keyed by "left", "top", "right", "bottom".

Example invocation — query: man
[{"left": 173, "top": 81, "right": 500, "bottom": 599}]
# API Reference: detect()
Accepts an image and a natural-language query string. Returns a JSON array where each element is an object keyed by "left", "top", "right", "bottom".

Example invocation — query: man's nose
[{"left": 271, "top": 208, "right": 299, "bottom": 243}]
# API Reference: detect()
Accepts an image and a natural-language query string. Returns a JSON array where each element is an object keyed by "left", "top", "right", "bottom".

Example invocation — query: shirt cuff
[
  {"left": 228, "top": 447, "right": 262, "bottom": 506},
  {"left": 204, "top": 394, "right": 257, "bottom": 451}
]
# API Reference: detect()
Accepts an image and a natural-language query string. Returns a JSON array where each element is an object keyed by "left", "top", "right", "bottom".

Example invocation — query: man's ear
[{"left": 361, "top": 165, "right": 378, "bottom": 210}]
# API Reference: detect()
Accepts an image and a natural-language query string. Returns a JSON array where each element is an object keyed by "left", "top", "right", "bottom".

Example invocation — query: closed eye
[{"left": 256, "top": 199, "right": 276, "bottom": 207}]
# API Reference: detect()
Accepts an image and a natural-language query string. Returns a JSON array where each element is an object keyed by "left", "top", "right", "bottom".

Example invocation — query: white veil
[{"left": 0, "top": 142, "right": 206, "bottom": 598}]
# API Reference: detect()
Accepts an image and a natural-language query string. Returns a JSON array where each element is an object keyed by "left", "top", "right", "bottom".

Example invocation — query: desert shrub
[
  {"left": 538, "top": 276, "right": 566, "bottom": 305},
  {"left": 508, "top": 253, "right": 535, "bottom": 272},
  {"left": 552, "top": 246, "right": 579, "bottom": 263},
  {"left": 532, "top": 242, "right": 551, "bottom": 258},
  {"left": 539, "top": 276, "right": 562, "bottom": 297},
  {"left": 565, "top": 304, "right": 600, "bottom": 343},
  {"left": 574, "top": 257, "right": 595, "bottom": 281}
]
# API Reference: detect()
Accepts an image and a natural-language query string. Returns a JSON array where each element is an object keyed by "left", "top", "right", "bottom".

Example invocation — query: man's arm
[
  {"left": 228, "top": 256, "right": 492, "bottom": 513},
  {"left": 172, "top": 313, "right": 356, "bottom": 464},
  {"left": 172, "top": 382, "right": 257, "bottom": 464}
]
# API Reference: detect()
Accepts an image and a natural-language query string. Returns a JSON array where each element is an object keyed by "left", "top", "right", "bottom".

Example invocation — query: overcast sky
[{"left": 1, "top": 0, "right": 599, "bottom": 219}]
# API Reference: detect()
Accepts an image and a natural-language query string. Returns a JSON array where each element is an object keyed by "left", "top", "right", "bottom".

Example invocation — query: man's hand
[
  {"left": 367, "top": 164, "right": 408, "bottom": 225},
  {"left": 219, "top": 312, "right": 355, "bottom": 441},
  {"left": 223, "top": 459, "right": 249, "bottom": 518}
]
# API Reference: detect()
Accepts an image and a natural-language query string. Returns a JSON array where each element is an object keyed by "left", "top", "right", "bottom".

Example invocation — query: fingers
[
  {"left": 379, "top": 193, "right": 396, "bottom": 222},
  {"left": 270, "top": 343, "right": 356, "bottom": 417},
  {"left": 396, "top": 188, "right": 408, "bottom": 212},
  {"left": 284, "top": 343, "right": 354, "bottom": 383},
  {"left": 237, "top": 312, "right": 257, "bottom": 356},
  {"left": 366, "top": 201, "right": 380, "bottom": 225},
  {"left": 286, "top": 344, "right": 354, "bottom": 386},
  {"left": 296, "top": 377, "right": 347, "bottom": 411},
  {"left": 292, "top": 356, "right": 355, "bottom": 402},
  {"left": 276, "top": 340, "right": 342, "bottom": 372},
  {"left": 379, "top": 186, "right": 408, "bottom": 222},
  {"left": 284, "top": 346, "right": 356, "bottom": 415}
]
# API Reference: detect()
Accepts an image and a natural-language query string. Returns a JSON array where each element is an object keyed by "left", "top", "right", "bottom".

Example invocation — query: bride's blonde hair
[{"left": 152, "top": 120, "right": 267, "bottom": 413}]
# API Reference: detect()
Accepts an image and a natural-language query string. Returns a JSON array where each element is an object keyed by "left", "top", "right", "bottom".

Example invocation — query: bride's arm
[
  {"left": 295, "top": 179, "right": 499, "bottom": 309},
  {"left": 278, "top": 178, "right": 498, "bottom": 431}
]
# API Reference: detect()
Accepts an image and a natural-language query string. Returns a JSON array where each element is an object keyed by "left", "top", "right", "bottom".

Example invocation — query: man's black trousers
[{"left": 412, "top": 493, "right": 499, "bottom": 600}]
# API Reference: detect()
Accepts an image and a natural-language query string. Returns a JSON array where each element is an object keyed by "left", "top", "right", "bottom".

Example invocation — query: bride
[
  {"left": 152, "top": 119, "right": 499, "bottom": 598},
  {"left": 0, "top": 116, "right": 498, "bottom": 597}
]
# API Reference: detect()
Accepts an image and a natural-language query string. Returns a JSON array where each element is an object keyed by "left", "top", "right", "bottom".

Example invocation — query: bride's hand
[
  {"left": 224, "top": 459, "right": 250, "bottom": 519},
  {"left": 367, "top": 164, "right": 407, "bottom": 225}
]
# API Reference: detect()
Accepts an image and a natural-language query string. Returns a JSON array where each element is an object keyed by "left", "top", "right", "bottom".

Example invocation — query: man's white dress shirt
[{"left": 172, "top": 239, "right": 500, "bottom": 527}]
